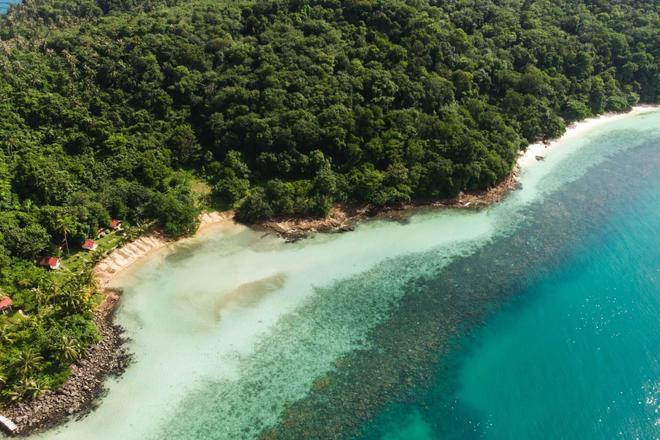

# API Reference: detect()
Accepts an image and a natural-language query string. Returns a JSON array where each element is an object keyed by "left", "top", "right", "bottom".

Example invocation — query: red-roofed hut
[
  {"left": 82, "top": 239, "right": 98, "bottom": 251},
  {"left": 39, "top": 256, "right": 61, "bottom": 270},
  {"left": 0, "top": 297, "right": 13, "bottom": 314}
]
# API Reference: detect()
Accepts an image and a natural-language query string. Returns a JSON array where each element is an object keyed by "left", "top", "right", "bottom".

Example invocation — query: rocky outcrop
[
  {"left": 258, "top": 207, "right": 358, "bottom": 242},
  {"left": 3, "top": 289, "right": 131, "bottom": 435}
]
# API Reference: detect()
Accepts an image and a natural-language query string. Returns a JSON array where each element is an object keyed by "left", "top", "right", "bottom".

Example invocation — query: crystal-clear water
[
  {"left": 22, "top": 109, "right": 659, "bottom": 440},
  {"left": 357, "top": 139, "right": 660, "bottom": 439}
]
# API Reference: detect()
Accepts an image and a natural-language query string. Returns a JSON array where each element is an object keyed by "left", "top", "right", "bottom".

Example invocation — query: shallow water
[{"left": 25, "top": 109, "right": 659, "bottom": 440}]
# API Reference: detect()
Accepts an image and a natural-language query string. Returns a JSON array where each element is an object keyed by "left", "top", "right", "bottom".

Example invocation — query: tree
[
  {"left": 57, "top": 335, "right": 81, "bottom": 363},
  {"left": 14, "top": 349, "right": 44, "bottom": 379},
  {"left": 51, "top": 210, "right": 76, "bottom": 256},
  {"left": 0, "top": 0, "right": 657, "bottom": 406},
  {"left": 235, "top": 188, "right": 273, "bottom": 222},
  {"left": 0, "top": 323, "right": 17, "bottom": 345}
]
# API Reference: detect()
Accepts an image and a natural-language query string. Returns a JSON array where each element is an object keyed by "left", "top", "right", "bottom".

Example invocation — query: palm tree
[
  {"left": 15, "top": 349, "right": 44, "bottom": 378},
  {"left": 25, "top": 378, "right": 49, "bottom": 400},
  {"left": 55, "top": 286, "right": 88, "bottom": 314},
  {"left": 58, "top": 335, "right": 81, "bottom": 363},
  {"left": 52, "top": 211, "right": 75, "bottom": 256},
  {"left": 33, "top": 286, "right": 56, "bottom": 309},
  {"left": 9, "top": 377, "right": 49, "bottom": 401},
  {"left": 0, "top": 322, "right": 17, "bottom": 344}
]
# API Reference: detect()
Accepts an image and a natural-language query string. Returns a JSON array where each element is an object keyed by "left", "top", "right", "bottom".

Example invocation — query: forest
[{"left": 0, "top": 0, "right": 657, "bottom": 403}]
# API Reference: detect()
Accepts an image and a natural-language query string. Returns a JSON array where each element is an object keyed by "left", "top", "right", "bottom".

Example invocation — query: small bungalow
[
  {"left": 109, "top": 219, "right": 123, "bottom": 231},
  {"left": 81, "top": 239, "right": 98, "bottom": 251},
  {"left": 0, "top": 297, "right": 12, "bottom": 315},
  {"left": 39, "top": 256, "right": 61, "bottom": 270}
]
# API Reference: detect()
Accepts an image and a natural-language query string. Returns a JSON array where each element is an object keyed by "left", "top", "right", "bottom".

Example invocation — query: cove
[{"left": 19, "top": 108, "right": 659, "bottom": 440}]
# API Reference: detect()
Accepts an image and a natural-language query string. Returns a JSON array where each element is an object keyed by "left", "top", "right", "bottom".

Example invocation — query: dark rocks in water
[
  {"left": 284, "top": 231, "right": 310, "bottom": 243},
  {"left": 535, "top": 155, "right": 545, "bottom": 161}
]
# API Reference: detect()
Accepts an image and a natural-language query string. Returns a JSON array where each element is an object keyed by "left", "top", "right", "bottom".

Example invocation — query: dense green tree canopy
[{"left": 0, "top": 0, "right": 657, "bottom": 403}]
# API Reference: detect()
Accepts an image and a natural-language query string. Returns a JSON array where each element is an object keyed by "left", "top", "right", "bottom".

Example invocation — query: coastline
[
  {"left": 2, "top": 291, "right": 130, "bottom": 436},
  {"left": 260, "top": 105, "right": 659, "bottom": 240},
  {"left": 257, "top": 169, "right": 521, "bottom": 241},
  {"left": 517, "top": 104, "right": 658, "bottom": 168},
  {"left": 1, "top": 105, "right": 656, "bottom": 436},
  {"left": 1, "top": 211, "right": 235, "bottom": 436},
  {"left": 93, "top": 210, "right": 235, "bottom": 291}
]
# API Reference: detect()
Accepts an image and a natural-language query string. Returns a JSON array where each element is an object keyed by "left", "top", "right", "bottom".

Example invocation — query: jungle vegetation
[{"left": 0, "top": 0, "right": 657, "bottom": 403}]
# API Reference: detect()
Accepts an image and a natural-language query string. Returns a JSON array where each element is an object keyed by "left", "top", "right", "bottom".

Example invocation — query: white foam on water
[{"left": 28, "top": 108, "right": 659, "bottom": 440}]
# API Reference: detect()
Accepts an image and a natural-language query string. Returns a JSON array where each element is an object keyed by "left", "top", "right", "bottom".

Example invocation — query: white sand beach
[{"left": 517, "top": 106, "right": 659, "bottom": 168}]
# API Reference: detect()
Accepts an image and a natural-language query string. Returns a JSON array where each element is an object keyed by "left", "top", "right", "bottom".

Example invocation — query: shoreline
[
  {"left": 1, "top": 105, "right": 656, "bottom": 436},
  {"left": 257, "top": 169, "right": 521, "bottom": 241},
  {"left": 260, "top": 105, "right": 659, "bottom": 240},
  {"left": 517, "top": 104, "right": 658, "bottom": 168},
  {"left": 93, "top": 211, "right": 235, "bottom": 291},
  {"left": 1, "top": 211, "right": 236, "bottom": 436},
  {"left": 2, "top": 290, "right": 130, "bottom": 436}
]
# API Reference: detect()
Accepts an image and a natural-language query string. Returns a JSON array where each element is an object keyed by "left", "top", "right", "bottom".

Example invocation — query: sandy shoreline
[
  {"left": 93, "top": 210, "right": 235, "bottom": 290},
  {"left": 517, "top": 105, "right": 657, "bottom": 168},
  {"left": 2, "top": 105, "right": 656, "bottom": 436}
]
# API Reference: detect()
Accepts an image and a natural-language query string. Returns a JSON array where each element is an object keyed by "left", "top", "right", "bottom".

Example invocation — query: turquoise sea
[
  {"left": 21, "top": 109, "right": 659, "bottom": 440},
  {"left": 357, "top": 132, "right": 660, "bottom": 439}
]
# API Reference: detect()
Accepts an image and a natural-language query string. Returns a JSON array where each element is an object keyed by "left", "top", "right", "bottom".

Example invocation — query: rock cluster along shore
[
  {"left": 3, "top": 290, "right": 131, "bottom": 435},
  {"left": 259, "top": 167, "right": 521, "bottom": 241},
  {"left": 259, "top": 206, "right": 358, "bottom": 242}
]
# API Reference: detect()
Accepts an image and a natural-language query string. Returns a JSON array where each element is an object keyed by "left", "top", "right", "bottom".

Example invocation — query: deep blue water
[{"left": 357, "top": 138, "right": 660, "bottom": 438}]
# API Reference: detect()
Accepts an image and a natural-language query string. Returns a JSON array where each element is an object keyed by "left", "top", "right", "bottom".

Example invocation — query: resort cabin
[
  {"left": 109, "top": 219, "right": 123, "bottom": 231},
  {"left": 82, "top": 239, "right": 98, "bottom": 251},
  {"left": 39, "top": 256, "right": 61, "bottom": 270},
  {"left": 0, "top": 297, "right": 12, "bottom": 315}
]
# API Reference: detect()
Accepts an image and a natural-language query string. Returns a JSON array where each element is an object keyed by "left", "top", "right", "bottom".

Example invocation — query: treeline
[{"left": 0, "top": 0, "right": 657, "bottom": 402}]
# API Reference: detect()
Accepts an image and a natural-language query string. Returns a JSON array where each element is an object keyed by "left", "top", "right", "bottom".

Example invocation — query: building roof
[
  {"left": 82, "top": 239, "right": 97, "bottom": 248},
  {"left": 110, "top": 219, "right": 122, "bottom": 229},
  {"left": 39, "top": 256, "right": 60, "bottom": 267},
  {"left": 0, "top": 297, "right": 12, "bottom": 310}
]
